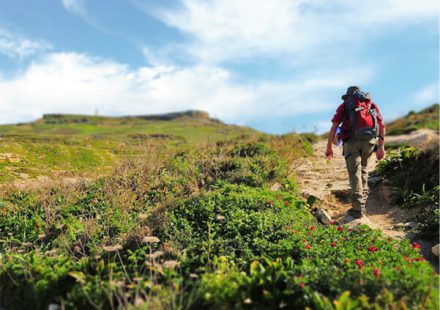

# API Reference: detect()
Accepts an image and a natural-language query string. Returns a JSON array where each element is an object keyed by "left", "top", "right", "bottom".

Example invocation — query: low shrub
[
  {"left": 376, "top": 145, "right": 439, "bottom": 238},
  {"left": 0, "top": 137, "right": 438, "bottom": 309}
]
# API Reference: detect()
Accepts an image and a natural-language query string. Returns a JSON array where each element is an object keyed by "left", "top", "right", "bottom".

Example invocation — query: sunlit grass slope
[
  {"left": 386, "top": 103, "right": 439, "bottom": 135},
  {"left": 0, "top": 111, "right": 261, "bottom": 183}
]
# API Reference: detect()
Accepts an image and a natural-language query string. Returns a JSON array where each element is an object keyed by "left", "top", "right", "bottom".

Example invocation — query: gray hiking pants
[{"left": 343, "top": 138, "right": 376, "bottom": 212}]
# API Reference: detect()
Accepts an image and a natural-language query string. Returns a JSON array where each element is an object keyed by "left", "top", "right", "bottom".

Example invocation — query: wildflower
[
  {"left": 404, "top": 256, "right": 412, "bottom": 263},
  {"left": 330, "top": 220, "right": 336, "bottom": 225},
  {"left": 163, "top": 260, "right": 179, "bottom": 268},
  {"left": 190, "top": 273, "right": 199, "bottom": 279},
  {"left": 216, "top": 215, "right": 226, "bottom": 222},
  {"left": 373, "top": 268, "right": 380, "bottom": 278},
  {"left": 356, "top": 259, "right": 364, "bottom": 270},
  {"left": 368, "top": 246, "right": 378, "bottom": 252},
  {"left": 284, "top": 201, "right": 289, "bottom": 206},
  {"left": 411, "top": 242, "right": 421, "bottom": 249},
  {"left": 310, "top": 225, "right": 315, "bottom": 231},
  {"left": 415, "top": 257, "right": 426, "bottom": 262},
  {"left": 103, "top": 244, "right": 123, "bottom": 253},
  {"left": 142, "top": 236, "right": 160, "bottom": 244},
  {"left": 276, "top": 195, "right": 281, "bottom": 200},
  {"left": 146, "top": 251, "right": 164, "bottom": 259},
  {"left": 396, "top": 266, "right": 401, "bottom": 271},
  {"left": 305, "top": 244, "right": 311, "bottom": 250},
  {"left": 341, "top": 237, "right": 345, "bottom": 241},
  {"left": 298, "top": 282, "right": 305, "bottom": 289},
  {"left": 331, "top": 241, "right": 336, "bottom": 248},
  {"left": 348, "top": 228, "right": 353, "bottom": 232},
  {"left": 337, "top": 226, "right": 343, "bottom": 232},
  {"left": 244, "top": 298, "right": 252, "bottom": 304}
]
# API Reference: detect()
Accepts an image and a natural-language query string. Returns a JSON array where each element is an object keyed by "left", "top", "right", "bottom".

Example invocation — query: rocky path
[{"left": 294, "top": 139, "right": 411, "bottom": 239}]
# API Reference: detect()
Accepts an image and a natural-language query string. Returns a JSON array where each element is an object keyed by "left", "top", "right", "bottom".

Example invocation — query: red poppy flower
[
  {"left": 305, "top": 244, "right": 311, "bottom": 250},
  {"left": 368, "top": 246, "right": 377, "bottom": 252},
  {"left": 331, "top": 241, "right": 336, "bottom": 247},
  {"left": 411, "top": 242, "right": 421, "bottom": 249},
  {"left": 284, "top": 201, "right": 289, "bottom": 206},
  {"left": 348, "top": 228, "right": 353, "bottom": 232},
  {"left": 310, "top": 225, "right": 315, "bottom": 231},
  {"left": 373, "top": 268, "right": 380, "bottom": 278},
  {"left": 298, "top": 282, "right": 304, "bottom": 289},
  {"left": 415, "top": 257, "right": 425, "bottom": 261},
  {"left": 356, "top": 259, "right": 363, "bottom": 270},
  {"left": 341, "top": 237, "right": 345, "bottom": 241},
  {"left": 395, "top": 266, "right": 401, "bottom": 271},
  {"left": 337, "top": 226, "right": 343, "bottom": 232}
]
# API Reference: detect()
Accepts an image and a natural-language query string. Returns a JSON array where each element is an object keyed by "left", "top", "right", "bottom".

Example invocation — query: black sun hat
[{"left": 341, "top": 86, "right": 361, "bottom": 100}]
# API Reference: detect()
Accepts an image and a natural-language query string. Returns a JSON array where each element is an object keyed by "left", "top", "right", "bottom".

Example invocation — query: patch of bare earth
[{"left": 294, "top": 139, "right": 414, "bottom": 240}]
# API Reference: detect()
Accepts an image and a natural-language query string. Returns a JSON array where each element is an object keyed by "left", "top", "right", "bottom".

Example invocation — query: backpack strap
[{"left": 367, "top": 104, "right": 379, "bottom": 138}]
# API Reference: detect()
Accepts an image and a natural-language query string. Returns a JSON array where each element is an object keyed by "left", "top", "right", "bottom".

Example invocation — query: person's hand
[
  {"left": 376, "top": 145, "right": 385, "bottom": 160},
  {"left": 326, "top": 146, "right": 333, "bottom": 159}
]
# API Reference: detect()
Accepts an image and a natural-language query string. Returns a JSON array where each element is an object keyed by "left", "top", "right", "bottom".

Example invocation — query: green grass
[{"left": 0, "top": 113, "right": 261, "bottom": 184}]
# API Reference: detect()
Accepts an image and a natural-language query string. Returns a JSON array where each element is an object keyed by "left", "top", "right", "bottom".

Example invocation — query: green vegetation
[
  {"left": 376, "top": 144, "right": 439, "bottom": 240},
  {"left": 0, "top": 112, "right": 260, "bottom": 183},
  {"left": 0, "top": 133, "right": 437, "bottom": 309},
  {"left": 386, "top": 104, "right": 439, "bottom": 135}
]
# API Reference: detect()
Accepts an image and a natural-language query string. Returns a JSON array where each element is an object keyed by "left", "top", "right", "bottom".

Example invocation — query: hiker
[{"left": 325, "top": 86, "right": 385, "bottom": 220}]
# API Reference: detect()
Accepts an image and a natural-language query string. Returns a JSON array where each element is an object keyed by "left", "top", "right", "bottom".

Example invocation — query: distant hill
[
  {"left": 0, "top": 110, "right": 260, "bottom": 184},
  {"left": 41, "top": 110, "right": 212, "bottom": 124},
  {"left": 386, "top": 103, "right": 439, "bottom": 135}
]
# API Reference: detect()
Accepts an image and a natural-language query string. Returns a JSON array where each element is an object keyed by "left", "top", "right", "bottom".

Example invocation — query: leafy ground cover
[
  {"left": 376, "top": 143, "right": 439, "bottom": 240},
  {"left": 0, "top": 134, "right": 437, "bottom": 309}
]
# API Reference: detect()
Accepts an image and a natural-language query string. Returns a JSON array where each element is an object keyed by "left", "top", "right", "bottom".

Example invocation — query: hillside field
[
  {"left": 0, "top": 112, "right": 260, "bottom": 184},
  {"left": 0, "top": 111, "right": 438, "bottom": 309},
  {"left": 386, "top": 103, "right": 439, "bottom": 135}
]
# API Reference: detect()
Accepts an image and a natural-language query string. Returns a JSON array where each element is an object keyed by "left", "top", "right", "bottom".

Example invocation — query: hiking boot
[{"left": 346, "top": 208, "right": 366, "bottom": 219}]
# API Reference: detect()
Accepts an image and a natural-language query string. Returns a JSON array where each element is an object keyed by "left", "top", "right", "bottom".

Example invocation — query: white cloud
[
  {"left": 0, "top": 29, "right": 52, "bottom": 59},
  {"left": 150, "top": 0, "right": 438, "bottom": 63},
  {"left": 61, "top": 0, "right": 87, "bottom": 16},
  {"left": 413, "top": 83, "right": 439, "bottom": 105},
  {"left": 0, "top": 52, "right": 373, "bottom": 131}
]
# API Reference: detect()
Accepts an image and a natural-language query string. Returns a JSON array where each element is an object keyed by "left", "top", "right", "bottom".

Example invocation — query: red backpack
[{"left": 343, "top": 90, "right": 379, "bottom": 140}]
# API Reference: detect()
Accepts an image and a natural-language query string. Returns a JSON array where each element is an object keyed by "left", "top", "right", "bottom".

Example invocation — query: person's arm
[
  {"left": 326, "top": 122, "right": 339, "bottom": 159},
  {"left": 376, "top": 121, "right": 386, "bottom": 160}
]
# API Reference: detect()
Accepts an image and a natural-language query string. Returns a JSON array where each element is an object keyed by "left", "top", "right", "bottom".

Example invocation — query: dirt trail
[{"left": 294, "top": 139, "right": 412, "bottom": 239}]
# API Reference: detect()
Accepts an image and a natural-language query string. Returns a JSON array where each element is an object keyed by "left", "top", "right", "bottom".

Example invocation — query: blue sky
[{"left": 0, "top": 0, "right": 438, "bottom": 133}]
